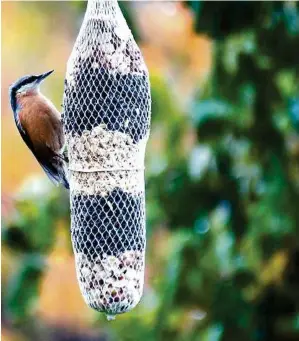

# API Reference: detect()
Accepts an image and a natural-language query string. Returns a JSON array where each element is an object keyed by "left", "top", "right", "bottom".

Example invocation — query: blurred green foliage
[
  {"left": 3, "top": 1, "right": 299, "bottom": 341},
  {"left": 2, "top": 179, "right": 71, "bottom": 324}
]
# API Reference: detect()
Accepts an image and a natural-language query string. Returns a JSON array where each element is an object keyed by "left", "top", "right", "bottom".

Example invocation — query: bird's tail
[
  {"left": 61, "top": 165, "right": 70, "bottom": 189},
  {"left": 39, "top": 158, "right": 69, "bottom": 190}
]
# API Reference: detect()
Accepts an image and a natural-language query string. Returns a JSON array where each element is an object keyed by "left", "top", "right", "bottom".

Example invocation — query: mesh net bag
[{"left": 62, "top": 0, "right": 151, "bottom": 318}]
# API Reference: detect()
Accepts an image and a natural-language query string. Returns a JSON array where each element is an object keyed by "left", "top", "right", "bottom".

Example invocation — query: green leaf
[
  {"left": 6, "top": 254, "right": 46, "bottom": 323},
  {"left": 190, "top": 99, "right": 234, "bottom": 139}
]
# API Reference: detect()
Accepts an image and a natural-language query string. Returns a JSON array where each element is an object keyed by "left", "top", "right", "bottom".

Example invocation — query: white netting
[{"left": 62, "top": 0, "right": 151, "bottom": 317}]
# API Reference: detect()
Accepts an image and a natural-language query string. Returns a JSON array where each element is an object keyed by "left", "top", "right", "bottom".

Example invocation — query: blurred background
[{"left": 2, "top": 1, "right": 299, "bottom": 340}]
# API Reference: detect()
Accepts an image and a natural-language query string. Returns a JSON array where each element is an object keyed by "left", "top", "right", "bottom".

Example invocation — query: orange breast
[{"left": 18, "top": 93, "right": 64, "bottom": 153}]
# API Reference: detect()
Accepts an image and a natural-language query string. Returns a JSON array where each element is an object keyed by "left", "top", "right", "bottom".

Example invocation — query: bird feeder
[{"left": 62, "top": 0, "right": 151, "bottom": 319}]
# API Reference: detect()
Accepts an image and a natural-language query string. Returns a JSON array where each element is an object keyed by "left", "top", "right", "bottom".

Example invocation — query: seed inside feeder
[
  {"left": 75, "top": 250, "right": 144, "bottom": 314},
  {"left": 62, "top": 0, "right": 151, "bottom": 317}
]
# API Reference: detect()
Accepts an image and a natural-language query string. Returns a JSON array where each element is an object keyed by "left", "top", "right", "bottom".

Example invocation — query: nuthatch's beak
[{"left": 36, "top": 70, "right": 54, "bottom": 83}]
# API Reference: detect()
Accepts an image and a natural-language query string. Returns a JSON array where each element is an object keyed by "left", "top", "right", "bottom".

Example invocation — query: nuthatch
[{"left": 9, "top": 70, "right": 69, "bottom": 189}]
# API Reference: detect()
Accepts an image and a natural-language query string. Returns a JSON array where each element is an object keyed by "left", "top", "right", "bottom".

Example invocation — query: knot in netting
[{"left": 62, "top": 0, "right": 151, "bottom": 317}]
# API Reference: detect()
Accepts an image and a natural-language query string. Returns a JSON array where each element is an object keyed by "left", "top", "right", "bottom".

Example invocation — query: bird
[{"left": 9, "top": 70, "right": 69, "bottom": 189}]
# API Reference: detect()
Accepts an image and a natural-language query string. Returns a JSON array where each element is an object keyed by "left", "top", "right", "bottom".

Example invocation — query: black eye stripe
[
  {"left": 9, "top": 75, "right": 39, "bottom": 96},
  {"left": 19, "top": 76, "right": 37, "bottom": 87}
]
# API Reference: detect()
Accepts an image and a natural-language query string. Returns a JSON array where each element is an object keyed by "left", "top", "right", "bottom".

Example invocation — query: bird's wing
[
  {"left": 16, "top": 117, "right": 61, "bottom": 186},
  {"left": 14, "top": 108, "right": 39, "bottom": 161},
  {"left": 14, "top": 108, "right": 68, "bottom": 189}
]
